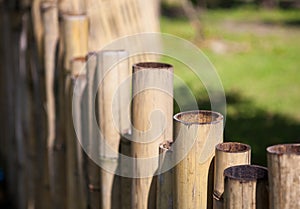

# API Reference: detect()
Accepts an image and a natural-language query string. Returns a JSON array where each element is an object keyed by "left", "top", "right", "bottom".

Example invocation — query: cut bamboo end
[
  {"left": 173, "top": 110, "right": 223, "bottom": 209},
  {"left": 62, "top": 14, "right": 88, "bottom": 71},
  {"left": 132, "top": 62, "right": 173, "bottom": 209},
  {"left": 213, "top": 142, "right": 251, "bottom": 209},
  {"left": 70, "top": 56, "right": 87, "bottom": 77},
  {"left": 267, "top": 143, "right": 300, "bottom": 209},
  {"left": 224, "top": 165, "right": 268, "bottom": 209}
]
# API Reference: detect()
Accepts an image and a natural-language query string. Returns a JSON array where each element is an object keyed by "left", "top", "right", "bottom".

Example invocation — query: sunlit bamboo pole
[
  {"left": 224, "top": 165, "right": 268, "bottom": 209},
  {"left": 173, "top": 110, "right": 223, "bottom": 209},
  {"left": 131, "top": 62, "right": 173, "bottom": 209},
  {"left": 97, "top": 50, "right": 130, "bottom": 209},
  {"left": 213, "top": 142, "right": 251, "bottom": 209},
  {"left": 267, "top": 144, "right": 300, "bottom": 209}
]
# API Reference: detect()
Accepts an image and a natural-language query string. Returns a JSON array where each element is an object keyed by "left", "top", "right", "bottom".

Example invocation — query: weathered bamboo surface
[
  {"left": 131, "top": 62, "right": 173, "bottom": 209},
  {"left": 267, "top": 144, "right": 300, "bottom": 209},
  {"left": 214, "top": 142, "right": 251, "bottom": 209},
  {"left": 173, "top": 110, "right": 223, "bottom": 209},
  {"left": 224, "top": 165, "right": 269, "bottom": 209}
]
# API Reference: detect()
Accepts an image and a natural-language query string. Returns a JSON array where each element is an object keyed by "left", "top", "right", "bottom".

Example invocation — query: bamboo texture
[
  {"left": 173, "top": 110, "right": 223, "bottom": 209},
  {"left": 157, "top": 142, "right": 174, "bottom": 209},
  {"left": 267, "top": 144, "right": 300, "bottom": 209},
  {"left": 224, "top": 165, "right": 269, "bottom": 209},
  {"left": 213, "top": 142, "right": 251, "bottom": 209},
  {"left": 131, "top": 62, "right": 173, "bottom": 209},
  {"left": 97, "top": 50, "right": 130, "bottom": 209}
]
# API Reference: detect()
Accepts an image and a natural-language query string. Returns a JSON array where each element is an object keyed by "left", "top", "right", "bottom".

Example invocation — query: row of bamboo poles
[{"left": 0, "top": 1, "right": 299, "bottom": 209}]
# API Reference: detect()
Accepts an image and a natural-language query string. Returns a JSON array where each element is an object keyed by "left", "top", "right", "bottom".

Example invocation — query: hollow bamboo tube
[
  {"left": 131, "top": 62, "right": 173, "bottom": 209},
  {"left": 267, "top": 144, "right": 300, "bottom": 209},
  {"left": 62, "top": 14, "right": 88, "bottom": 71},
  {"left": 157, "top": 142, "right": 174, "bottom": 209},
  {"left": 173, "top": 110, "right": 223, "bottom": 209},
  {"left": 97, "top": 50, "right": 130, "bottom": 209},
  {"left": 224, "top": 165, "right": 269, "bottom": 209},
  {"left": 41, "top": 2, "right": 58, "bottom": 209},
  {"left": 213, "top": 142, "right": 251, "bottom": 209},
  {"left": 65, "top": 57, "right": 87, "bottom": 209}
]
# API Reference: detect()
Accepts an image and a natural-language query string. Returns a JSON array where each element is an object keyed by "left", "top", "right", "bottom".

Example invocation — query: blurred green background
[{"left": 160, "top": 2, "right": 300, "bottom": 165}]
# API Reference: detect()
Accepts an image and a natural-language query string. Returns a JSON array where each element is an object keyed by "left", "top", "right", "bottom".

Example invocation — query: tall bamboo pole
[
  {"left": 62, "top": 13, "right": 88, "bottom": 209},
  {"left": 267, "top": 143, "right": 300, "bottom": 209},
  {"left": 41, "top": 2, "right": 60, "bottom": 208},
  {"left": 156, "top": 142, "right": 174, "bottom": 209},
  {"left": 173, "top": 110, "right": 223, "bottom": 209},
  {"left": 97, "top": 50, "right": 130, "bottom": 209},
  {"left": 213, "top": 142, "right": 251, "bottom": 209},
  {"left": 224, "top": 165, "right": 268, "bottom": 209},
  {"left": 131, "top": 62, "right": 173, "bottom": 209}
]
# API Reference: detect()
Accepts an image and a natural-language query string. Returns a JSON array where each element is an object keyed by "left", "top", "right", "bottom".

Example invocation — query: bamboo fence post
[
  {"left": 157, "top": 142, "right": 174, "bottom": 209},
  {"left": 65, "top": 57, "right": 88, "bottom": 209},
  {"left": 224, "top": 165, "right": 269, "bottom": 209},
  {"left": 61, "top": 13, "right": 88, "bottom": 209},
  {"left": 213, "top": 142, "right": 251, "bottom": 209},
  {"left": 131, "top": 62, "right": 173, "bottom": 209},
  {"left": 85, "top": 52, "right": 101, "bottom": 209},
  {"left": 173, "top": 110, "right": 223, "bottom": 209},
  {"left": 41, "top": 2, "right": 60, "bottom": 208},
  {"left": 97, "top": 50, "right": 131, "bottom": 209},
  {"left": 267, "top": 143, "right": 300, "bottom": 209}
]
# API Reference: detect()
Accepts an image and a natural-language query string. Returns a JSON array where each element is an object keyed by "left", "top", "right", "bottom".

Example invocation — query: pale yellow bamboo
[
  {"left": 173, "top": 110, "right": 223, "bottom": 209},
  {"left": 131, "top": 62, "right": 173, "bottom": 209},
  {"left": 97, "top": 50, "right": 130, "bottom": 209},
  {"left": 157, "top": 142, "right": 174, "bottom": 209},
  {"left": 62, "top": 14, "right": 88, "bottom": 71},
  {"left": 267, "top": 144, "right": 300, "bottom": 209},
  {"left": 213, "top": 142, "right": 251, "bottom": 209},
  {"left": 224, "top": 165, "right": 268, "bottom": 209}
]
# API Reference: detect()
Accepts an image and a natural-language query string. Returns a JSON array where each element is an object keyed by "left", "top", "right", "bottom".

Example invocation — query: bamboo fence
[{"left": 0, "top": 1, "right": 299, "bottom": 209}]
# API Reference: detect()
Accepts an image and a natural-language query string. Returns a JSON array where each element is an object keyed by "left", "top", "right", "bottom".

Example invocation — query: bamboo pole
[
  {"left": 213, "top": 142, "right": 251, "bottom": 209},
  {"left": 267, "top": 143, "right": 300, "bottom": 209},
  {"left": 131, "top": 62, "right": 173, "bottom": 209},
  {"left": 156, "top": 142, "right": 174, "bottom": 209},
  {"left": 224, "top": 165, "right": 269, "bottom": 209},
  {"left": 85, "top": 52, "right": 101, "bottom": 209},
  {"left": 65, "top": 57, "right": 88, "bottom": 209},
  {"left": 58, "top": 0, "right": 86, "bottom": 15},
  {"left": 41, "top": 2, "right": 60, "bottom": 208},
  {"left": 173, "top": 110, "right": 223, "bottom": 209},
  {"left": 97, "top": 50, "right": 130, "bottom": 209}
]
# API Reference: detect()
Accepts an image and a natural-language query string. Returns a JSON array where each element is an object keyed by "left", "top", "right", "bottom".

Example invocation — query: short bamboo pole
[
  {"left": 224, "top": 165, "right": 269, "bottom": 209},
  {"left": 173, "top": 110, "right": 223, "bottom": 209},
  {"left": 41, "top": 2, "right": 58, "bottom": 209},
  {"left": 213, "top": 142, "right": 251, "bottom": 209},
  {"left": 267, "top": 143, "right": 300, "bottom": 209},
  {"left": 65, "top": 57, "right": 87, "bottom": 209},
  {"left": 157, "top": 142, "right": 174, "bottom": 209},
  {"left": 131, "top": 62, "right": 173, "bottom": 209},
  {"left": 58, "top": 0, "right": 86, "bottom": 15},
  {"left": 97, "top": 50, "right": 130, "bottom": 209}
]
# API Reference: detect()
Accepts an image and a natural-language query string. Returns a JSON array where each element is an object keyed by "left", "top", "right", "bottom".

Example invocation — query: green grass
[{"left": 160, "top": 7, "right": 300, "bottom": 165}]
